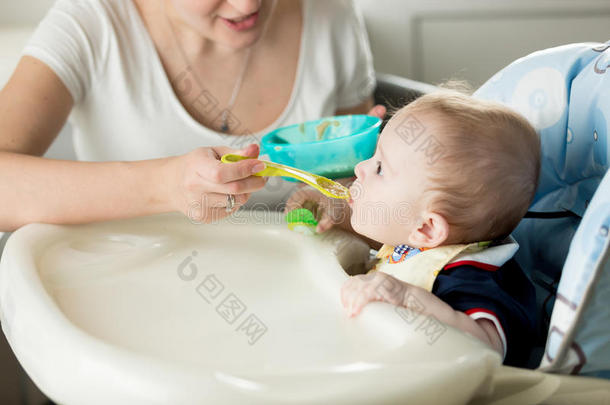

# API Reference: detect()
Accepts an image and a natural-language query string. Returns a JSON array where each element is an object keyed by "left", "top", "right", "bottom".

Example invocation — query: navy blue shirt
[{"left": 432, "top": 259, "right": 537, "bottom": 367}]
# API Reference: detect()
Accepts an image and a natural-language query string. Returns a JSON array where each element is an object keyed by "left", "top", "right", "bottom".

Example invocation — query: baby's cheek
[
  {"left": 349, "top": 211, "right": 361, "bottom": 234},
  {"left": 349, "top": 203, "right": 377, "bottom": 237}
]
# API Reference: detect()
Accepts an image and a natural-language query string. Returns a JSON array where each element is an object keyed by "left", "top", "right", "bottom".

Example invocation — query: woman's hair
[{"left": 400, "top": 90, "right": 541, "bottom": 244}]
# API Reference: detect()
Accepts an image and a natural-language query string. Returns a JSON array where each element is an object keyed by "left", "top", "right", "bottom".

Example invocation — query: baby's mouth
[
  {"left": 348, "top": 184, "right": 359, "bottom": 205},
  {"left": 348, "top": 178, "right": 367, "bottom": 206}
]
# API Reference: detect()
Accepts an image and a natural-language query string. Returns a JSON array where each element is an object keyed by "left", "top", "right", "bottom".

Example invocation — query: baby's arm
[{"left": 341, "top": 272, "right": 504, "bottom": 356}]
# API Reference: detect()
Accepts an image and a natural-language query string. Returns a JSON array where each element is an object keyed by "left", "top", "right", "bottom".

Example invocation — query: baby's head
[{"left": 348, "top": 91, "right": 540, "bottom": 248}]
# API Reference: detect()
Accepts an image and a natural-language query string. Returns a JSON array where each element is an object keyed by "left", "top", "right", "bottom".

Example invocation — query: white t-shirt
[{"left": 22, "top": 0, "right": 375, "bottom": 210}]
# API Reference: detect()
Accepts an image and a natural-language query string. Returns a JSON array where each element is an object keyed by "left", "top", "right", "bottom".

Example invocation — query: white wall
[
  {"left": 355, "top": 0, "right": 610, "bottom": 87},
  {"left": 0, "top": 0, "right": 55, "bottom": 26}
]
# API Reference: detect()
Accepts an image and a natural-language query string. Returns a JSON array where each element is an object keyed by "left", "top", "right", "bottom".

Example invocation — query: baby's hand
[
  {"left": 341, "top": 272, "right": 410, "bottom": 317},
  {"left": 283, "top": 180, "right": 352, "bottom": 233}
]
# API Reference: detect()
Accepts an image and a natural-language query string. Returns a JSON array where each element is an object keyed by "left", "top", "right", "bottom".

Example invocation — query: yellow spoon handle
[
  {"left": 220, "top": 154, "right": 282, "bottom": 177},
  {"left": 220, "top": 153, "right": 313, "bottom": 179},
  {"left": 220, "top": 154, "right": 350, "bottom": 199}
]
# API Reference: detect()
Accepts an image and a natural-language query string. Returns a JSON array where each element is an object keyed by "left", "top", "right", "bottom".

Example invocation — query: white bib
[{"left": 370, "top": 242, "right": 491, "bottom": 291}]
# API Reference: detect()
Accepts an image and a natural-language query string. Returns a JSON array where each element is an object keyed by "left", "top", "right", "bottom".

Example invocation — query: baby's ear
[{"left": 409, "top": 212, "right": 449, "bottom": 248}]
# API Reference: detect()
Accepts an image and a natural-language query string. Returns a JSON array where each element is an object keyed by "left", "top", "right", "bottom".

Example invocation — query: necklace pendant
[{"left": 220, "top": 122, "right": 229, "bottom": 133}]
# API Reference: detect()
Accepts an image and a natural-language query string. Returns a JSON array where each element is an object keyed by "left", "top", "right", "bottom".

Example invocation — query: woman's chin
[
  {"left": 215, "top": 26, "right": 264, "bottom": 50},
  {"left": 227, "top": 35, "right": 261, "bottom": 49}
]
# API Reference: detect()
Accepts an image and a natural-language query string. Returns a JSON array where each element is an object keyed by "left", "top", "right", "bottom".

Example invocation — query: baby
[{"left": 328, "top": 91, "right": 538, "bottom": 367}]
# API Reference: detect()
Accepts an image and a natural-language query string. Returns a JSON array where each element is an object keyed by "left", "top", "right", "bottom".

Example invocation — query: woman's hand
[
  {"left": 335, "top": 96, "right": 386, "bottom": 119},
  {"left": 283, "top": 178, "right": 353, "bottom": 233},
  {"left": 166, "top": 143, "right": 267, "bottom": 224},
  {"left": 366, "top": 104, "right": 386, "bottom": 119}
]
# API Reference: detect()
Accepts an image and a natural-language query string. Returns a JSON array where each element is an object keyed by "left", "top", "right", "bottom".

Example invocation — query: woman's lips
[{"left": 221, "top": 11, "right": 259, "bottom": 31}]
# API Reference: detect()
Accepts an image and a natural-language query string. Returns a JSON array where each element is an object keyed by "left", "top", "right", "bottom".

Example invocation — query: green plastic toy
[{"left": 285, "top": 208, "right": 318, "bottom": 236}]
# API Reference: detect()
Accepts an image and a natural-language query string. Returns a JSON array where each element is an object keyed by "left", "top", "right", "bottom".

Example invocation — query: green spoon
[{"left": 220, "top": 154, "right": 350, "bottom": 199}]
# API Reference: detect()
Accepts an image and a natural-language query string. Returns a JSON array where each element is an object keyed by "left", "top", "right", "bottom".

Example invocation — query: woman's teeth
[
  {"left": 229, "top": 13, "right": 254, "bottom": 22},
  {"left": 222, "top": 11, "right": 259, "bottom": 31}
]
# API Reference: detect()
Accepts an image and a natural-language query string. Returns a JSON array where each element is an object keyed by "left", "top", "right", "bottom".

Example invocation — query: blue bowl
[{"left": 260, "top": 115, "right": 381, "bottom": 180}]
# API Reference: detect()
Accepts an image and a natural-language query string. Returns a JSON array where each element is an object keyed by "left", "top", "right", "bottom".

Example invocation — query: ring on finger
[{"left": 225, "top": 194, "right": 235, "bottom": 212}]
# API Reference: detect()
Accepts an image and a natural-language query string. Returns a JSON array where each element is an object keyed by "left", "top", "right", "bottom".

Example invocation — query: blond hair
[{"left": 399, "top": 91, "right": 540, "bottom": 244}]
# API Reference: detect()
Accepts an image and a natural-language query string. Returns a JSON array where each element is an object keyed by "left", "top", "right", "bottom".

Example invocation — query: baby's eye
[{"left": 376, "top": 161, "right": 383, "bottom": 176}]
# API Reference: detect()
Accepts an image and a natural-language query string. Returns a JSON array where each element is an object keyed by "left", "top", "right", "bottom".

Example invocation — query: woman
[{"left": 0, "top": 0, "right": 384, "bottom": 232}]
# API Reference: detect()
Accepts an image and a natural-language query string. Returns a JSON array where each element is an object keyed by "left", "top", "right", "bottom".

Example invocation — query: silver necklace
[{"left": 164, "top": 0, "right": 277, "bottom": 133}]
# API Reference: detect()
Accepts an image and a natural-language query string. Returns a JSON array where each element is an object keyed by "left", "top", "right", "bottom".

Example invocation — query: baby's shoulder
[{"left": 436, "top": 258, "right": 536, "bottom": 303}]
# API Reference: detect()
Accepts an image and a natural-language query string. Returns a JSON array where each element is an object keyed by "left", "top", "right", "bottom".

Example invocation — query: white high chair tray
[{"left": 3, "top": 211, "right": 596, "bottom": 404}]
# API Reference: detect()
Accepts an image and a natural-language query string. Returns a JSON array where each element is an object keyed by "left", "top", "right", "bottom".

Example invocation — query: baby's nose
[{"left": 354, "top": 161, "right": 365, "bottom": 180}]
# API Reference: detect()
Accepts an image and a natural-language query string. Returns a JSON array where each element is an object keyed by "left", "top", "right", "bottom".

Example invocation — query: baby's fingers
[
  {"left": 346, "top": 289, "right": 378, "bottom": 317},
  {"left": 316, "top": 214, "right": 334, "bottom": 233},
  {"left": 340, "top": 278, "right": 360, "bottom": 310},
  {"left": 284, "top": 188, "right": 318, "bottom": 213},
  {"left": 315, "top": 200, "right": 344, "bottom": 233},
  {"left": 341, "top": 276, "right": 374, "bottom": 317}
]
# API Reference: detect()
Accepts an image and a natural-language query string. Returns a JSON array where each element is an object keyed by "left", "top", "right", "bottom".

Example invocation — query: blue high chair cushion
[
  {"left": 474, "top": 42, "right": 610, "bottom": 376},
  {"left": 544, "top": 171, "right": 610, "bottom": 377}
]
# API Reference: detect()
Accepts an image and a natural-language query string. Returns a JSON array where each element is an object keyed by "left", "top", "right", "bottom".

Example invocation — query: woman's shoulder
[
  {"left": 299, "top": 0, "right": 374, "bottom": 109},
  {"left": 304, "top": 0, "right": 368, "bottom": 53},
  {"left": 306, "top": 0, "right": 362, "bottom": 26},
  {"left": 46, "top": 0, "right": 133, "bottom": 25},
  {"left": 32, "top": 0, "right": 139, "bottom": 60},
  {"left": 23, "top": 0, "right": 139, "bottom": 103}
]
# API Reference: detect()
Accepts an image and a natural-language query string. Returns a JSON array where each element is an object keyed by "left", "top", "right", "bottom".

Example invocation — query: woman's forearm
[{"left": 0, "top": 152, "right": 173, "bottom": 232}]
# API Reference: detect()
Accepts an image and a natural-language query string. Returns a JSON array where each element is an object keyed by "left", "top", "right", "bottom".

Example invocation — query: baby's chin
[
  {"left": 349, "top": 214, "right": 369, "bottom": 239},
  {"left": 350, "top": 215, "right": 413, "bottom": 248},
  {"left": 350, "top": 215, "right": 384, "bottom": 244}
]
